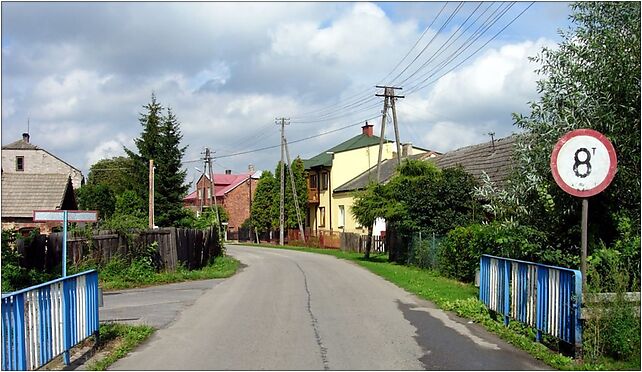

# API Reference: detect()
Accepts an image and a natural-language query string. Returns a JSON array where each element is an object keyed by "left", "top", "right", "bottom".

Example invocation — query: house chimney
[
  {"left": 361, "top": 121, "right": 374, "bottom": 137},
  {"left": 225, "top": 169, "right": 232, "bottom": 175},
  {"left": 402, "top": 143, "right": 413, "bottom": 157},
  {"left": 248, "top": 164, "right": 255, "bottom": 174},
  {"left": 22, "top": 133, "right": 30, "bottom": 143}
]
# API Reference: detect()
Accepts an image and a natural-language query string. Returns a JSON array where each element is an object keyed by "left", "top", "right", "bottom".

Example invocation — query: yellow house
[{"left": 303, "top": 123, "right": 431, "bottom": 235}]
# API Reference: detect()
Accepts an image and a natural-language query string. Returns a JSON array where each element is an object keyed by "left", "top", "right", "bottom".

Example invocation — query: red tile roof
[{"left": 184, "top": 172, "right": 254, "bottom": 200}]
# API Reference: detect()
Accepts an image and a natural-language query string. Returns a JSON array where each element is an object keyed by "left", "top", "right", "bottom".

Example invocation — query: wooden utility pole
[
  {"left": 375, "top": 86, "right": 404, "bottom": 182},
  {"left": 284, "top": 137, "right": 306, "bottom": 242},
  {"left": 203, "top": 147, "right": 222, "bottom": 241},
  {"left": 276, "top": 117, "right": 290, "bottom": 245},
  {"left": 148, "top": 159, "right": 155, "bottom": 228}
]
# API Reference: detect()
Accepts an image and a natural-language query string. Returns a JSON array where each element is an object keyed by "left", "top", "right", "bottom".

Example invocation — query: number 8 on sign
[{"left": 550, "top": 128, "right": 617, "bottom": 198}]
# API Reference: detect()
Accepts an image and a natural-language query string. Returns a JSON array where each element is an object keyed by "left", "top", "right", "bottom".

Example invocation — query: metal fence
[
  {"left": 1, "top": 270, "right": 100, "bottom": 370},
  {"left": 479, "top": 254, "right": 582, "bottom": 350}
]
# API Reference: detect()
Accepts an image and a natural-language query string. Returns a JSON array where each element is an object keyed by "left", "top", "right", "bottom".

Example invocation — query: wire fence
[{"left": 406, "top": 232, "right": 444, "bottom": 270}]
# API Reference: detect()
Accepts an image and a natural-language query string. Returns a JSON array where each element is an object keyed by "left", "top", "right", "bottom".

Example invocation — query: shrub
[
  {"left": 438, "top": 222, "right": 550, "bottom": 282},
  {"left": 585, "top": 250, "right": 641, "bottom": 363}
]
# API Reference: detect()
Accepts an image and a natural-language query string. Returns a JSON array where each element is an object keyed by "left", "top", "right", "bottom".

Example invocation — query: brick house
[
  {"left": 2, "top": 133, "right": 85, "bottom": 189},
  {"left": 184, "top": 168, "right": 259, "bottom": 230},
  {"left": 1, "top": 173, "right": 78, "bottom": 235}
]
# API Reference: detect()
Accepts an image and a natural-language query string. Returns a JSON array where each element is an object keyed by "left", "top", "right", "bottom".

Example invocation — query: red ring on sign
[{"left": 550, "top": 128, "right": 617, "bottom": 198}]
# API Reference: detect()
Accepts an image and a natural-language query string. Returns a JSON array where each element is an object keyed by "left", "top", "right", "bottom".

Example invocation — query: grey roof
[
  {"left": 334, "top": 153, "right": 434, "bottom": 193},
  {"left": 1, "top": 173, "right": 76, "bottom": 218},
  {"left": 2, "top": 139, "right": 40, "bottom": 150},
  {"left": 333, "top": 135, "right": 518, "bottom": 193},
  {"left": 429, "top": 134, "right": 517, "bottom": 187}
]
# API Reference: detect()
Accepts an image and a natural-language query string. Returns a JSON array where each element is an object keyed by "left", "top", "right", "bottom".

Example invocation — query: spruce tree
[
  {"left": 155, "top": 107, "right": 189, "bottom": 226},
  {"left": 124, "top": 94, "right": 189, "bottom": 227},
  {"left": 124, "top": 93, "right": 164, "bottom": 207}
]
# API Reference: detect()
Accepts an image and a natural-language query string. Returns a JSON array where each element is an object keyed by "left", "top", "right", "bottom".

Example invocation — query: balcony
[{"left": 308, "top": 186, "right": 319, "bottom": 204}]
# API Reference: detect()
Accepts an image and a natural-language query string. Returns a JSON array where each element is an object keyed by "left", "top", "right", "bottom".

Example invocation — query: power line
[
  {"left": 214, "top": 114, "right": 382, "bottom": 159},
  {"left": 394, "top": 1, "right": 491, "bottom": 87},
  {"left": 387, "top": 2, "right": 465, "bottom": 85},
  {"left": 406, "top": 2, "right": 533, "bottom": 96},
  {"left": 403, "top": 2, "right": 514, "bottom": 91},
  {"left": 378, "top": 1, "right": 449, "bottom": 84}
]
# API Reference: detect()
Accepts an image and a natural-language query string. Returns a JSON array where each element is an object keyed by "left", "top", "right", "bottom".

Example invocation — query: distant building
[
  {"left": 303, "top": 122, "right": 435, "bottom": 235},
  {"left": 333, "top": 134, "right": 517, "bottom": 237},
  {"left": 1, "top": 133, "right": 84, "bottom": 189},
  {"left": 183, "top": 166, "right": 260, "bottom": 231},
  {"left": 1, "top": 173, "right": 78, "bottom": 235}
]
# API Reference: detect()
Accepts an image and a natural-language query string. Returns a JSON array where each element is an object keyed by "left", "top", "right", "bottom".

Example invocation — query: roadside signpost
[
  {"left": 33, "top": 210, "right": 98, "bottom": 277},
  {"left": 550, "top": 129, "right": 617, "bottom": 290}
]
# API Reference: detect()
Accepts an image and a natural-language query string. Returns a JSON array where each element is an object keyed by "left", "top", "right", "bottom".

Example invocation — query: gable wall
[{"left": 2, "top": 149, "right": 84, "bottom": 189}]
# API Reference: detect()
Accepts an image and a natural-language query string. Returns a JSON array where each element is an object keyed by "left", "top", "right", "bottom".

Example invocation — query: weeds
[{"left": 87, "top": 323, "right": 155, "bottom": 371}]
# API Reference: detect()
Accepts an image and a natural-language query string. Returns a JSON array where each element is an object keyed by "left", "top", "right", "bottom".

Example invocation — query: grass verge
[
  {"left": 95, "top": 255, "right": 240, "bottom": 291},
  {"left": 87, "top": 323, "right": 155, "bottom": 371},
  {"left": 236, "top": 243, "right": 639, "bottom": 371}
]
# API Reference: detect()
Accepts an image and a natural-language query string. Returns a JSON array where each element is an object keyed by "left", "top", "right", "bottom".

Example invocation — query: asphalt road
[{"left": 109, "top": 245, "right": 549, "bottom": 370}]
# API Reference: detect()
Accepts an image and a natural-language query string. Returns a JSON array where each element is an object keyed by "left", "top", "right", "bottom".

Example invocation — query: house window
[
  {"left": 309, "top": 174, "right": 318, "bottom": 189},
  {"left": 198, "top": 189, "right": 203, "bottom": 200},
  {"left": 338, "top": 205, "right": 345, "bottom": 228},
  {"left": 16, "top": 156, "right": 24, "bottom": 171},
  {"left": 319, "top": 207, "right": 326, "bottom": 227},
  {"left": 207, "top": 187, "right": 211, "bottom": 199},
  {"left": 320, "top": 172, "right": 329, "bottom": 191}
]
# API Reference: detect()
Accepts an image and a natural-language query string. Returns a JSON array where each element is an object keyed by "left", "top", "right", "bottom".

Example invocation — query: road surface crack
[{"left": 295, "top": 262, "right": 330, "bottom": 370}]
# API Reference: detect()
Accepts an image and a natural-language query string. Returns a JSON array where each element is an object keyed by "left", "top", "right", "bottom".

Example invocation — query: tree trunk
[{"left": 365, "top": 226, "right": 373, "bottom": 259}]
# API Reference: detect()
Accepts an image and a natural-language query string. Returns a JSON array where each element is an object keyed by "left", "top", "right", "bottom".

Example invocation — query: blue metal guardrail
[
  {"left": 1, "top": 270, "right": 99, "bottom": 370},
  {"left": 479, "top": 254, "right": 582, "bottom": 350}
]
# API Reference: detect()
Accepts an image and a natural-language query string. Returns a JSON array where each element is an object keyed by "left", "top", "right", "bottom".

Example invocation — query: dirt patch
[{"left": 40, "top": 336, "right": 123, "bottom": 371}]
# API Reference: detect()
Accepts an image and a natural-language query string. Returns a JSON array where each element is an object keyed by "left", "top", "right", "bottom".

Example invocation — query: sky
[{"left": 1, "top": 1, "right": 573, "bottom": 190}]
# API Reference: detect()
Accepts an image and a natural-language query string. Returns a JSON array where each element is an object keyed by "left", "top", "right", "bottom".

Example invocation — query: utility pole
[
  {"left": 148, "top": 159, "right": 155, "bottom": 228},
  {"left": 283, "top": 137, "right": 306, "bottom": 242},
  {"left": 275, "top": 117, "right": 290, "bottom": 246},
  {"left": 202, "top": 147, "right": 222, "bottom": 241},
  {"left": 375, "top": 86, "right": 405, "bottom": 182}
]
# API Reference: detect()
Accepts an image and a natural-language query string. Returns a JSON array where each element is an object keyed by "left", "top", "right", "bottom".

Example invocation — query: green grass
[
  {"left": 87, "top": 323, "right": 155, "bottom": 371},
  {"left": 70, "top": 255, "right": 240, "bottom": 291},
  {"left": 237, "top": 243, "right": 639, "bottom": 371}
]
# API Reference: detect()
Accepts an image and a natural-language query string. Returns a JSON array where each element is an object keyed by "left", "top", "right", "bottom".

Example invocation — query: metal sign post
[
  {"left": 550, "top": 129, "right": 617, "bottom": 291},
  {"left": 33, "top": 210, "right": 98, "bottom": 277}
]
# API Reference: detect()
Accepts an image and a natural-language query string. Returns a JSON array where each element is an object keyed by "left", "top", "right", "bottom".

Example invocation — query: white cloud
[
  {"left": 397, "top": 38, "right": 556, "bottom": 152},
  {"left": 421, "top": 121, "right": 489, "bottom": 153},
  {"left": 85, "top": 134, "right": 133, "bottom": 168},
  {"left": 421, "top": 38, "right": 555, "bottom": 124},
  {"left": 1, "top": 2, "right": 570, "bottom": 181}
]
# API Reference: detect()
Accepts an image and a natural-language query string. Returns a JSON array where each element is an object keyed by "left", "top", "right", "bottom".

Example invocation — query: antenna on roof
[{"left": 488, "top": 132, "right": 496, "bottom": 151}]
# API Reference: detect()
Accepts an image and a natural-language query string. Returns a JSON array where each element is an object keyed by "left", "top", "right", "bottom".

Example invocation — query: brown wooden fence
[
  {"left": 339, "top": 233, "right": 386, "bottom": 253},
  {"left": 15, "top": 227, "right": 222, "bottom": 272}
]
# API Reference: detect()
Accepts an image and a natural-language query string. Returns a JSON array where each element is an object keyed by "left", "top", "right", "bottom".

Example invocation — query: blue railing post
[
  {"left": 503, "top": 260, "right": 510, "bottom": 326},
  {"left": 14, "top": 294, "right": 27, "bottom": 370},
  {"left": 62, "top": 210, "right": 68, "bottom": 277},
  {"left": 573, "top": 270, "right": 583, "bottom": 356},
  {"left": 480, "top": 254, "right": 582, "bottom": 347},
  {"left": 62, "top": 280, "right": 71, "bottom": 365}
]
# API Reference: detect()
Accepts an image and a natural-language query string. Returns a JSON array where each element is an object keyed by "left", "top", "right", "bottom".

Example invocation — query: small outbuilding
[{"left": 1, "top": 173, "right": 78, "bottom": 235}]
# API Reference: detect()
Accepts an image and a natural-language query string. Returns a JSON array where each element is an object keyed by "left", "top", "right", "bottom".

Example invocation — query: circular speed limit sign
[{"left": 550, "top": 128, "right": 617, "bottom": 197}]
